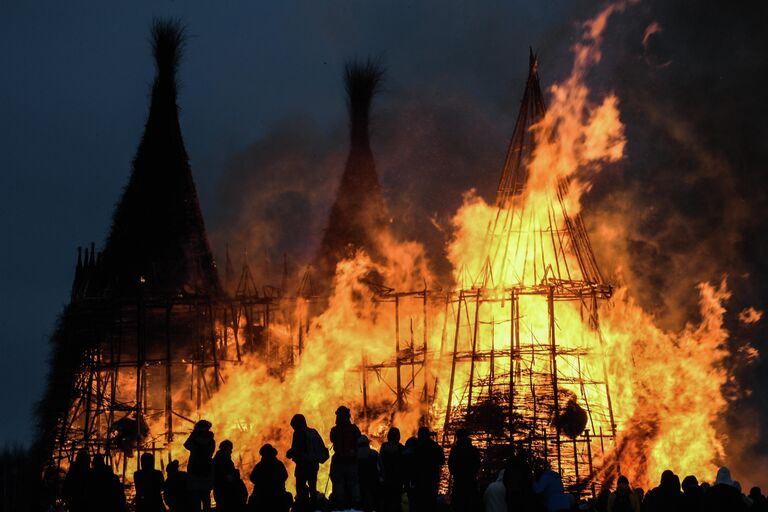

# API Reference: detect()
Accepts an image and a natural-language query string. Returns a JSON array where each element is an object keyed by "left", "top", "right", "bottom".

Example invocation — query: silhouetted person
[
  {"left": 595, "top": 487, "right": 611, "bottom": 512},
  {"left": 448, "top": 429, "right": 480, "bottom": 512},
  {"left": 402, "top": 436, "right": 418, "bottom": 511},
  {"left": 357, "top": 435, "right": 381, "bottom": 511},
  {"left": 63, "top": 449, "right": 90, "bottom": 512},
  {"left": 634, "top": 488, "right": 645, "bottom": 507},
  {"left": 642, "top": 470, "right": 682, "bottom": 512},
  {"left": 749, "top": 486, "right": 768, "bottom": 512},
  {"left": 380, "top": 427, "right": 405, "bottom": 512},
  {"left": 286, "top": 413, "right": 327, "bottom": 508},
  {"left": 703, "top": 467, "right": 748, "bottom": 512},
  {"left": 134, "top": 452, "right": 166, "bottom": 512},
  {"left": 249, "top": 444, "right": 290, "bottom": 512},
  {"left": 533, "top": 466, "right": 572, "bottom": 512},
  {"left": 87, "top": 454, "right": 127, "bottom": 512},
  {"left": 503, "top": 455, "right": 537, "bottom": 512},
  {"left": 483, "top": 470, "right": 507, "bottom": 512},
  {"left": 214, "top": 440, "right": 247, "bottom": 512},
  {"left": 411, "top": 426, "right": 444, "bottom": 511},
  {"left": 184, "top": 419, "right": 215, "bottom": 511},
  {"left": 329, "top": 405, "right": 362, "bottom": 509},
  {"left": 681, "top": 475, "right": 703, "bottom": 512},
  {"left": 608, "top": 476, "right": 640, "bottom": 512},
  {"left": 164, "top": 460, "right": 192, "bottom": 512}
]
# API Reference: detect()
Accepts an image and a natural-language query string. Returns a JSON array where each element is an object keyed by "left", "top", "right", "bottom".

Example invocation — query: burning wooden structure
[
  {"left": 41, "top": 21, "right": 616, "bottom": 504},
  {"left": 40, "top": 21, "right": 291, "bottom": 486}
]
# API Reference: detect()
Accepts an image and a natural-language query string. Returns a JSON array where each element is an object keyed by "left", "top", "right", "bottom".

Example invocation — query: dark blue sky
[{"left": 2, "top": 0, "right": 766, "bottom": 462}]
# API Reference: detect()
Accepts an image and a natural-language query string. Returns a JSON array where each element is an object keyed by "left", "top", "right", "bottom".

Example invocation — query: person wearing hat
[
  {"left": 411, "top": 426, "right": 445, "bottom": 511},
  {"left": 184, "top": 420, "right": 215, "bottom": 511},
  {"left": 329, "top": 405, "right": 362, "bottom": 509},
  {"left": 249, "top": 444, "right": 291, "bottom": 512}
]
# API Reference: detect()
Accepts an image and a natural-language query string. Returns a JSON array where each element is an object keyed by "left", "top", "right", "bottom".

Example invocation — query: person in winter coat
[
  {"left": 703, "top": 467, "right": 748, "bottom": 512},
  {"left": 448, "top": 429, "right": 481, "bottom": 512},
  {"left": 749, "top": 487, "right": 768, "bottom": 512},
  {"left": 607, "top": 475, "right": 640, "bottom": 512},
  {"left": 286, "top": 413, "right": 325, "bottom": 508},
  {"left": 411, "top": 426, "right": 445, "bottom": 512},
  {"left": 642, "top": 470, "right": 682, "bottom": 512},
  {"left": 357, "top": 435, "right": 381, "bottom": 512},
  {"left": 163, "top": 460, "right": 192, "bottom": 512},
  {"left": 184, "top": 420, "right": 215, "bottom": 511},
  {"left": 503, "top": 455, "right": 537, "bottom": 512},
  {"left": 483, "top": 469, "right": 507, "bottom": 512},
  {"left": 213, "top": 440, "right": 247, "bottom": 512},
  {"left": 379, "top": 427, "right": 405, "bottom": 512},
  {"left": 533, "top": 467, "right": 573, "bottom": 512},
  {"left": 88, "top": 454, "right": 127, "bottom": 512},
  {"left": 248, "top": 444, "right": 291, "bottom": 512},
  {"left": 63, "top": 449, "right": 90, "bottom": 512},
  {"left": 402, "top": 437, "right": 419, "bottom": 511},
  {"left": 681, "top": 475, "right": 703, "bottom": 512},
  {"left": 134, "top": 452, "right": 166, "bottom": 512},
  {"left": 329, "top": 405, "right": 362, "bottom": 509}
]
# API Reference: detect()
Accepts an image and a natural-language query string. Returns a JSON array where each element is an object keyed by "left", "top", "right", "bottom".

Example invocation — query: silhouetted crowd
[{"left": 60, "top": 407, "right": 767, "bottom": 512}]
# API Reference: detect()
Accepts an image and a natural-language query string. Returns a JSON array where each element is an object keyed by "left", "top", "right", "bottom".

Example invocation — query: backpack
[
  {"left": 612, "top": 491, "right": 633, "bottom": 512},
  {"left": 306, "top": 428, "right": 330, "bottom": 464}
]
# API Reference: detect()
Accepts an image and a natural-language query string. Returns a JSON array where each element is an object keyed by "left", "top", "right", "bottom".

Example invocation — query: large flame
[{"left": 78, "top": 0, "right": 750, "bottom": 498}]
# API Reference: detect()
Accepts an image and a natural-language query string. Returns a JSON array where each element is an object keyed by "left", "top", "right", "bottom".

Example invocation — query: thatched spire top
[
  {"left": 344, "top": 58, "right": 385, "bottom": 147},
  {"left": 151, "top": 19, "right": 185, "bottom": 81}
]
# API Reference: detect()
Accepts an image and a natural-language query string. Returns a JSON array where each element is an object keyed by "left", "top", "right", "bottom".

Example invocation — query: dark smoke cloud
[{"left": 210, "top": 0, "right": 768, "bottom": 482}]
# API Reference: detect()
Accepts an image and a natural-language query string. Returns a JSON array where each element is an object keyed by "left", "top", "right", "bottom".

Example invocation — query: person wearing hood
[
  {"left": 448, "top": 429, "right": 481, "bottom": 512},
  {"left": 184, "top": 420, "right": 215, "bottom": 511},
  {"left": 607, "top": 476, "right": 640, "bottom": 512},
  {"left": 248, "top": 444, "right": 291, "bottom": 512},
  {"left": 532, "top": 466, "right": 573, "bottom": 512},
  {"left": 286, "top": 413, "right": 327, "bottom": 508},
  {"left": 642, "top": 470, "right": 682, "bottom": 512},
  {"left": 703, "top": 467, "right": 747, "bottom": 512},
  {"left": 357, "top": 435, "right": 381, "bottom": 511},
  {"left": 329, "top": 405, "right": 362, "bottom": 509},
  {"left": 483, "top": 469, "right": 507, "bottom": 512}
]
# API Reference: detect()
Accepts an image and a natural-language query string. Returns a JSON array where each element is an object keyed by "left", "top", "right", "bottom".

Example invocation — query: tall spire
[
  {"left": 495, "top": 48, "right": 547, "bottom": 207},
  {"left": 96, "top": 19, "right": 220, "bottom": 297},
  {"left": 478, "top": 51, "right": 606, "bottom": 288},
  {"left": 315, "top": 59, "right": 389, "bottom": 285}
]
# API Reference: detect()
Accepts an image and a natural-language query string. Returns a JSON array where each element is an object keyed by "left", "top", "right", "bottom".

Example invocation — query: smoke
[{"left": 207, "top": 0, "right": 768, "bottom": 485}]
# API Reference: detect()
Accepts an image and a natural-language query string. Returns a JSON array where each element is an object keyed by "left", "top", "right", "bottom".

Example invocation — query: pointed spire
[
  {"left": 495, "top": 48, "right": 547, "bottom": 207},
  {"left": 315, "top": 58, "right": 390, "bottom": 286},
  {"left": 484, "top": 52, "right": 607, "bottom": 287},
  {"left": 96, "top": 19, "right": 220, "bottom": 298}
]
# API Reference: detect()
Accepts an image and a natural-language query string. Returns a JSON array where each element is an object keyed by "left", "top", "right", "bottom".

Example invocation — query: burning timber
[{"left": 41, "top": 21, "right": 618, "bottom": 507}]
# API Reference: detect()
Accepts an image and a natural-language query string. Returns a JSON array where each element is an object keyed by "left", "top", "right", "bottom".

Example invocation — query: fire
[{"left": 69, "top": 0, "right": 752, "bottom": 499}]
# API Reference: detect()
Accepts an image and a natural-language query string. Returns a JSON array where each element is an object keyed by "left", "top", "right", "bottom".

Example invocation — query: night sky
[{"left": 2, "top": 0, "right": 767, "bottom": 471}]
